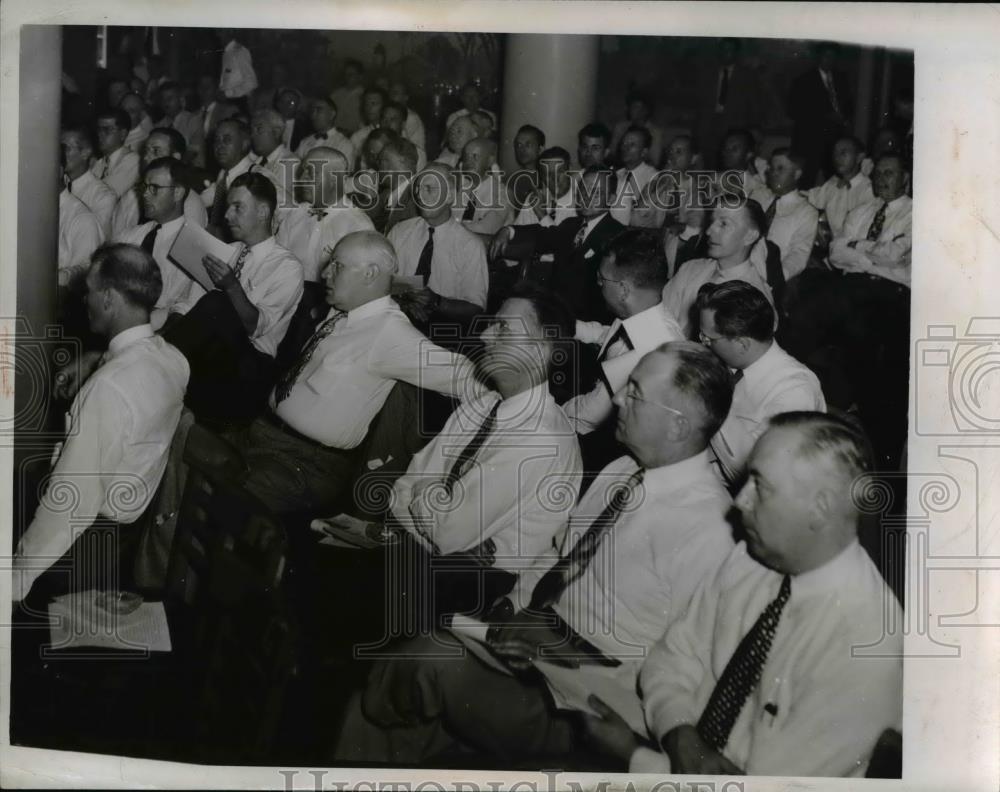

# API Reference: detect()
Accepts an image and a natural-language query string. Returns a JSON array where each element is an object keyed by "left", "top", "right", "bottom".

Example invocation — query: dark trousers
[{"left": 162, "top": 291, "right": 277, "bottom": 428}]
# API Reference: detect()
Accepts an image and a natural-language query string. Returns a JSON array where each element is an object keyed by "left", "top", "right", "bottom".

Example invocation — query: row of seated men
[{"left": 15, "top": 190, "right": 899, "bottom": 776}]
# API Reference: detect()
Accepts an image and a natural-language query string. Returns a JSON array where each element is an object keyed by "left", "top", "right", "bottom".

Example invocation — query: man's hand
[
  {"left": 202, "top": 253, "right": 237, "bottom": 287},
  {"left": 486, "top": 611, "right": 572, "bottom": 672},
  {"left": 579, "top": 695, "right": 640, "bottom": 765},
  {"left": 489, "top": 226, "right": 513, "bottom": 261},
  {"left": 394, "top": 287, "right": 438, "bottom": 324},
  {"left": 54, "top": 349, "right": 102, "bottom": 401},
  {"left": 663, "top": 724, "right": 744, "bottom": 776}
]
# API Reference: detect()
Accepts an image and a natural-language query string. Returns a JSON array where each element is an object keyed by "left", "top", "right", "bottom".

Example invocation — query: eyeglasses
[
  {"left": 138, "top": 182, "right": 177, "bottom": 196},
  {"left": 596, "top": 272, "right": 625, "bottom": 287},
  {"left": 621, "top": 384, "right": 685, "bottom": 418},
  {"left": 698, "top": 330, "right": 726, "bottom": 347}
]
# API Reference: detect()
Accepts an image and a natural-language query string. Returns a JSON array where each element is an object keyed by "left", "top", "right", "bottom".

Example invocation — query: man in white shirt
[
  {"left": 110, "top": 127, "right": 207, "bottom": 239},
  {"left": 566, "top": 229, "right": 684, "bottom": 439},
  {"left": 752, "top": 148, "right": 819, "bottom": 281},
  {"left": 388, "top": 163, "right": 489, "bottom": 327},
  {"left": 295, "top": 96, "right": 355, "bottom": 166},
  {"left": 188, "top": 74, "right": 238, "bottom": 169},
  {"left": 807, "top": 135, "right": 874, "bottom": 238},
  {"left": 435, "top": 115, "right": 478, "bottom": 169},
  {"left": 389, "top": 282, "right": 582, "bottom": 614},
  {"left": 114, "top": 157, "right": 202, "bottom": 329},
  {"left": 365, "top": 138, "right": 419, "bottom": 235},
  {"left": 388, "top": 80, "right": 427, "bottom": 153},
  {"left": 92, "top": 109, "right": 140, "bottom": 199},
  {"left": 591, "top": 413, "right": 901, "bottom": 777},
  {"left": 200, "top": 118, "right": 255, "bottom": 240},
  {"left": 715, "top": 128, "right": 766, "bottom": 198},
  {"left": 511, "top": 146, "right": 577, "bottom": 228},
  {"left": 13, "top": 243, "right": 189, "bottom": 603},
  {"left": 249, "top": 107, "right": 300, "bottom": 208},
  {"left": 611, "top": 126, "right": 660, "bottom": 227},
  {"left": 58, "top": 188, "right": 104, "bottom": 287},
  {"left": 120, "top": 92, "right": 154, "bottom": 154},
  {"left": 696, "top": 280, "right": 825, "bottom": 487},
  {"left": 662, "top": 199, "right": 774, "bottom": 337},
  {"left": 218, "top": 29, "right": 258, "bottom": 103},
  {"left": 334, "top": 341, "right": 736, "bottom": 765},
  {"left": 455, "top": 137, "right": 509, "bottom": 239},
  {"left": 445, "top": 82, "right": 497, "bottom": 133},
  {"left": 330, "top": 59, "right": 365, "bottom": 135},
  {"left": 578, "top": 122, "right": 612, "bottom": 170},
  {"left": 229, "top": 230, "right": 480, "bottom": 514},
  {"left": 507, "top": 124, "right": 545, "bottom": 211},
  {"left": 61, "top": 127, "right": 117, "bottom": 238},
  {"left": 349, "top": 87, "right": 387, "bottom": 157},
  {"left": 276, "top": 146, "right": 374, "bottom": 282},
  {"left": 165, "top": 171, "right": 303, "bottom": 426}
]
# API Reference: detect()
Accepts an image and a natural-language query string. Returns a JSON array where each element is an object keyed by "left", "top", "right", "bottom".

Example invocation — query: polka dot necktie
[
  {"left": 696, "top": 574, "right": 792, "bottom": 751},
  {"left": 273, "top": 311, "right": 346, "bottom": 404},
  {"left": 866, "top": 201, "right": 888, "bottom": 241}
]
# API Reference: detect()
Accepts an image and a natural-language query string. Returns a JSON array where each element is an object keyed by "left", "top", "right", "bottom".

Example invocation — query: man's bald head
[
  {"left": 325, "top": 230, "right": 398, "bottom": 310},
  {"left": 446, "top": 116, "right": 478, "bottom": 155},
  {"left": 296, "top": 145, "right": 351, "bottom": 206},
  {"left": 460, "top": 137, "right": 498, "bottom": 176}
]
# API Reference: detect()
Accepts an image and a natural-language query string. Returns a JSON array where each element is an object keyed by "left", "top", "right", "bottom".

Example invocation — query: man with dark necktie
[
  {"left": 582, "top": 412, "right": 901, "bottom": 777},
  {"left": 333, "top": 341, "right": 736, "bottom": 765}
]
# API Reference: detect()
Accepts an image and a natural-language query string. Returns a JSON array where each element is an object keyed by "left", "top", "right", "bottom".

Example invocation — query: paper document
[
  {"left": 447, "top": 616, "right": 513, "bottom": 676},
  {"left": 535, "top": 659, "right": 646, "bottom": 734},
  {"left": 167, "top": 221, "right": 236, "bottom": 292},
  {"left": 47, "top": 591, "right": 172, "bottom": 652},
  {"left": 310, "top": 513, "right": 399, "bottom": 550}
]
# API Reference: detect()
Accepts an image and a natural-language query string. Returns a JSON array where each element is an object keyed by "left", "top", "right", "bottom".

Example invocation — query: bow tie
[
  {"left": 315, "top": 132, "right": 328, "bottom": 140},
  {"left": 307, "top": 206, "right": 327, "bottom": 220},
  {"left": 836, "top": 178, "right": 852, "bottom": 189}
]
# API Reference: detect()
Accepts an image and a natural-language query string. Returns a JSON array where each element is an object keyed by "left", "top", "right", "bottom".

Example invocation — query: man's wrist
[{"left": 219, "top": 270, "right": 240, "bottom": 291}]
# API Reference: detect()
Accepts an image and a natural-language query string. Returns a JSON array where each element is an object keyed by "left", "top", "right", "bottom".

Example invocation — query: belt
[{"left": 263, "top": 410, "right": 332, "bottom": 450}]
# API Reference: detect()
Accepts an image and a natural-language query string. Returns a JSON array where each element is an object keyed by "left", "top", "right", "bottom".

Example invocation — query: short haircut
[
  {"left": 362, "top": 86, "right": 387, "bottom": 103},
  {"left": 537, "top": 146, "right": 571, "bottom": 169},
  {"left": 581, "top": 164, "right": 619, "bottom": 196},
  {"left": 119, "top": 91, "right": 146, "bottom": 108},
  {"left": 217, "top": 117, "right": 250, "bottom": 138},
  {"left": 379, "top": 137, "right": 419, "bottom": 172},
  {"left": 276, "top": 87, "right": 301, "bottom": 104},
  {"left": 149, "top": 126, "right": 187, "bottom": 156},
  {"left": 253, "top": 107, "right": 285, "bottom": 130},
  {"left": 314, "top": 95, "right": 338, "bottom": 113},
  {"left": 603, "top": 229, "right": 668, "bottom": 291},
  {"left": 724, "top": 127, "right": 755, "bottom": 152},
  {"left": 230, "top": 171, "right": 277, "bottom": 216},
  {"left": 770, "top": 146, "right": 806, "bottom": 172},
  {"left": 144, "top": 156, "right": 190, "bottom": 196},
  {"left": 157, "top": 80, "right": 180, "bottom": 95},
  {"left": 876, "top": 151, "right": 909, "bottom": 173},
  {"left": 769, "top": 411, "right": 874, "bottom": 491},
  {"left": 366, "top": 127, "right": 398, "bottom": 149},
  {"left": 833, "top": 134, "right": 865, "bottom": 156},
  {"left": 97, "top": 109, "right": 132, "bottom": 133},
  {"left": 665, "top": 340, "right": 734, "bottom": 441},
  {"left": 517, "top": 124, "right": 546, "bottom": 147},
  {"left": 578, "top": 121, "right": 611, "bottom": 147},
  {"left": 742, "top": 198, "right": 769, "bottom": 237},
  {"left": 504, "top": 280, "right": 575, "bottom": 341},
  {"left": 382, "top": 101, "right": 407, "bottom": 120},
  {"left": 90, "top": 243, "right": 163, "bottom": 311},
  {"left": 695, "top": 280, "right": 776, "bottom": 342},
  {"left": 63, "top": 125, "right": 96, "bottom": 153},
  {"left": 623, "top": 124, "right": 652, "bottom": 150}
]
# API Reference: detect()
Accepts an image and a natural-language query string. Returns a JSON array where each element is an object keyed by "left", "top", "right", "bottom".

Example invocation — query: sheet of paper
[
  {"left": 167, "top": 221, "right": 235, "bottom": 292},
  {"left": 534, "top": 659, "right": 646, "bottom": 734},
  {"left": 310, "top": 514, "right": 394, "bottom": 550},
  {"left": 47, "top": 592, "right": 172, "bottom": 652},
  {"left": 446, "top": 621, "right": 513, "bottom": 676}
]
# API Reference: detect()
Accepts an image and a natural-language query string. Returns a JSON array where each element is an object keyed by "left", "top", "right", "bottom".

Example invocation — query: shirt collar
[
  {"left": 342, "top": 294, "right": 394, "bottom": 325},
  {"left": 70, "top": 169, "right": 97, "bottom": 190},
  {"left": 160, "top": 215, "right": 185, "bottom": 234},
  {"left": 107, "top": 324, "right": 154, "bottom": 358},
  {"left": 775, "top": 190, "right": 805, "bottom": 209},
  {"left": 790, "top": 539, "right": 866, "bottom": 598},
  {"left": 740, "top": 340, "right": 780, "bottom": 385},
  {"left": 621, "top": 300, "right": 668, "bottom": 338},
  {"left": 886, "top": 194, "right": 910, "bottom": 211},
  {"left": 494, "top": 382, "right": 552, "bottom": 423},
  {"left": 223, "top": 153, "right": 254, "bottom": 181},
  {"left": 237, "top": 235, "right": 276, "bottom": 263},
  {"left": 582, "top": 211, "right": 608, "bottom": 236},
  {"left": 642, "top": 449, "right": 716, "bottom": 494},
  {"left": 105, "top": 147, "right": 126, "bottom": 168}
]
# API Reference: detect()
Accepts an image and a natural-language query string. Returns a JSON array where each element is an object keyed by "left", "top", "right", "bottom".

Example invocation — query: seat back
[{"left": 274, "top": 280, "right": 327, "bottom": 374}]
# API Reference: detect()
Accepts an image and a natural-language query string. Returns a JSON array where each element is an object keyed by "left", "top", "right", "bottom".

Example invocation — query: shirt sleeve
[
  {"left": 109, "top": 154, "right": 140, "bottom": 198},
  {"left": 248, "top": 256, "right": 304, "bottom": 341},
  {"left": 562, "top": 381, "right": 613, "bottom": 435},
  {"left": 576, "top": 319, "right": 611, "bottom": 346},
  {"left": 778, "top": 207, "right": 818, "bottom": 280},
  {"left": 13, "top": 379, "right": 133, "bottom": 600},
  {"left": 457, "top": 235, "right": 489, "bottom": 309},
  {"left": 67, "top": 212, "right": 104, "bottom": 271}
]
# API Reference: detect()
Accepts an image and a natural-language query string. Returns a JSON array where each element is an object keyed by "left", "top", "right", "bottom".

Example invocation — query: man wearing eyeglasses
[{"left": 113, "top": 157, "right": 197, "bottom": 331}]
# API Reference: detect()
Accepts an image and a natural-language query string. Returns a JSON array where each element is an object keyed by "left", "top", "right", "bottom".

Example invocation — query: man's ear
[{"left": 811, "top": 486, "right": 838, "bottom": 527}]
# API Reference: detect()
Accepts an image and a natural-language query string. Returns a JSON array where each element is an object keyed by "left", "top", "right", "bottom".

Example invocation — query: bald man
[
  {"left": 250, "top": 107, "right": 300, "bottom": 209},
  {"left": 229, "top": 230, "right": 480, "bottom": 514},
  {"left": 435, "top": 115, "right": 477, "bottom": 168},
  {"left": 276, "top": 147, "right": 374, "bottom": 282},
  {"left": 586, "top": 412, "right": 901, "bottom": 778},
  {"left": 455, "top": 136, "right": 509, "bottom": 239}
]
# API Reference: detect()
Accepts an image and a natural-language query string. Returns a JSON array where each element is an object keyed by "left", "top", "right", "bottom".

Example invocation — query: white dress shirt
[
  {"left": 199, "top": 153, "right": 255, "bottom": 208},
  {"left": 387, "top": 216, "right": 489, "bottom": 309},
  {"left": 711, "top": 342, "right": 826, "bottom": 485},
  {"left": 68, "top": 169, "right": 117, "bottom": 238},
  {"left": 271, "top": 296, "right": 480, "bottom": 448},
  {"left": 611, "top": 162, "right": 660, "bottom": 226},
  {"left": 518, "top": 452, "right": 734, "bottom": 708},
  {"left": 90, "top": 146, "right": 140, "bottom": 198},
  {"left": 111, "top": 187, "right": 207, "bottom": 241},
  {"left": 275, "top": 197, "right": 375, "bottom": 281},
  {"left": 455, "top": 171, "right": 510, "bottom": 237},
  {"left": 754, "top": 189, "right": 819, "bottom": 280},
  {"left": 115, "top": 216, "right": 195, "bottom": 323},
  {"left": 220, "top": 39, "right": 258, "bottom": 99},
  {"left": 172, "top": 110, "right": 199, "bottom": 148},
  {"left": 512, "top": 183, "right": 576, "bottom": 228},
  {"left": 402, "top": 108, "right": 427, "bottom": 152},
  {"left": 434, "top": 149, "right": 461, "bottom": 169},
  {"left": 171, "top": 235, "right": 304, "bottom": 357},
  {"left": 567, "top": 302, "right": 684, "bottom": 434},
  {"left": 250, "top": 143, "right": 299, "bottom": 208},
  {"left": 806, "top": 171, "right": 875, "bottom": 237},
  {"left": 635, "top": 540, "right": 902, "bottom": 777},
  {"left": 829, "top": 195, "right": 912, "bottom": 287},
  {"left": 610, "top": 119, "right": 664, "bottom": 166},
  {"left": 662, "top": 249, "right": 774, "bottom": 338},
  {"left": 58, "top": 189, "right": 104, "bottom": 282},
  {"left": 12, "top": 325, "right": 189, "bottom": 600},
  {"left": 295, "top": 128, "right": 356, "bottom": 168},
  {"left": 391, "top": 383, "right": 582, "bottom": 572}
]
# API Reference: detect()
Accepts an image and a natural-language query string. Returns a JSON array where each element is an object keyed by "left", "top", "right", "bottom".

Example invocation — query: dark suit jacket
[{"left": 506, "top": 212, "right": 626, "bottom": 321}]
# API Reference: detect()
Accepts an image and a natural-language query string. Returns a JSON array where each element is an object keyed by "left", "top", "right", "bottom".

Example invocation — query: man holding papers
[
  {"left": 333, "top": 341, "right": 735, "bottom": 765},
  {"left": 163, "top": 171, "right": 303, "bottom": 426}
]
